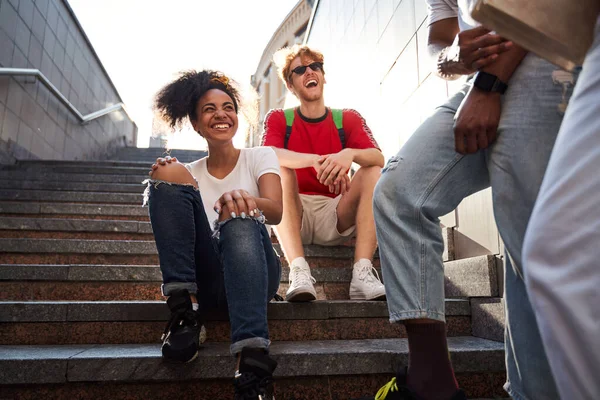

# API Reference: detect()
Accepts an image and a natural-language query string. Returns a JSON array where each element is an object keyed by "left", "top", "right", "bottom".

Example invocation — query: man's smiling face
[{"left": 287, "top": 56, "right": 326, "bottom": 102}]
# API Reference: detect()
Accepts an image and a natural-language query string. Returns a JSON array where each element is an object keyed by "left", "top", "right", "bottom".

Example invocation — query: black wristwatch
[{"left": 473, "top": 71, "right": 508, "bottom": 94}]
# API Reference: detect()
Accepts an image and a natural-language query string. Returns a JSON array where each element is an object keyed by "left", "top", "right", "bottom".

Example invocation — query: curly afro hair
[{"left": 153, "top": 70, "right": 241, "bottom": 130}]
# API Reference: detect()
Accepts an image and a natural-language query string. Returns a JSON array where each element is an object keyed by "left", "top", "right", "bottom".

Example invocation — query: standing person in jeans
[
  {"left": 523, "top": 17, "right": 600, "bottom": 400},
  {"left": 359, "top": 1, "right": 578, "bottom": 399},
  {"left": 145, "top": 70, "right": 282, "bottom": 400},
  {"left": 262, "top": 44, "right": 386, "bottom": 303}
]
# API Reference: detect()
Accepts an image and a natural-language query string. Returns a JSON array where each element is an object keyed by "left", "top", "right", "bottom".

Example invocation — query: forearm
[
  {"left": 482, "top": 45, "right": 528, "bottom": 82},
  {"left": 349, "top": 148, "right": 384, "bottom": 168},
  {"left": 271, "top": 147, "right": 319, "bottom": 169},
  {"left": 254, "top": 198, "right": 282, "bottom": 225}
]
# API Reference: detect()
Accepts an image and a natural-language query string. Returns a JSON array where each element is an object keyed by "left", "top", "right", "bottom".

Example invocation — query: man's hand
[
  {"left": 328, "top": 173, "right": 351, "bottom": 196},
  {"left": 148, "top": 156, "right": 178, "bottom": 176},
  {"left": 453, "top": 87, "right": 501, "bottom": 154},
  {"left": 442, "top": 26, "right": 512, "bottom": 76},
  {"left": 316, "top": 149, "right": 354, "bottom": 186},
  {"left": 214, "top": 189, "right": 259, "bottom": 221}
]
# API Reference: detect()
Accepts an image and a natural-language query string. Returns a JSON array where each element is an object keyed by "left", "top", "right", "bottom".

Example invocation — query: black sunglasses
[{"left": 289, "top": 62, "right": 323, "bottom": 79}]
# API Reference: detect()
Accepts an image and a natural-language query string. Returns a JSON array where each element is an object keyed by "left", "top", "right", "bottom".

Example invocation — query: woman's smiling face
[{"left": 193, "top": 89, "right": 238, "bottom": 143}]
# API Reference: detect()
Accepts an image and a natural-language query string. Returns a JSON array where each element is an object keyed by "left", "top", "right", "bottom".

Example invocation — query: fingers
[
  {"left": 239, "top": 190, "right": 257, "bottom": 214},
  {"left": 316, "top": 157, "right": 331, "bottom": 181},
  {"left": 339, "top": 174, "right": 349, "bottom": 195},
  {"left": 474, "top": 41, "right": 513, "bottom": 60},
  {"left": 469, "top": 33, "right": 507, "bottom": 51},
  {"left": 319, "top": 162, "right": 337, "bottom": 185},
  {"left": 471, "top": 54, "right": 499, "bottom": 70},
  {"left": 454, "top": 126, "right": 465, "bottom": 154},
  {"left": 215, "top": 191, "right": 259, "bottom": 220},
  {"left": 218, "top": 203, "right": 235, "bottom": 222},
  {"left": 230, "top": 191, "right": 248, "bottom": 218},
  {"left": 477, "top": 130, "right": 489, "bottom": 150},
  {"left": 466, "top": 132, "right": 478, "bottom": 154},
  {"left": 221, "top": 192, "right": 238, "bottom": 218},
  {"left": 324, "top": 165, "right": 342, "bottom": 186}
]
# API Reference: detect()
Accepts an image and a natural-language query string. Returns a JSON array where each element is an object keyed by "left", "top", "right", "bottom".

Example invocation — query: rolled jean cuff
[
  {"left": 161, "top": 282, "right": 198, "bottom": 296},
  {"left": 230, "top": 337, "right": 271, "bottom": 356},
  {"left": 389, "top": 309, "right": 446, "bottom": 323}
]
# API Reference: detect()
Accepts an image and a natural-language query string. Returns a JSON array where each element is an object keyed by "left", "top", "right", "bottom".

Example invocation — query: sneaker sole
[
  {"left": 349, "top": 291, "right": 387, "bottom": 301},
  {"left": 286, "top": 288, "right": 317, "bottom": 302}
]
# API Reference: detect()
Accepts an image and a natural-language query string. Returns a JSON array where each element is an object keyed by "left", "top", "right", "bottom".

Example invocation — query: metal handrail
[{"left": 0, "top": 68, "right": 135, "bottom": 125}]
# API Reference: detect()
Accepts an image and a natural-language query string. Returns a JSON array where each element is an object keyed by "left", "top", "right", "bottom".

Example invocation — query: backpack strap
[
  {"left": 284, "top": 107, "right": 346, "bottom": 149},
  {"left": 283, "top": 108, "right": 295, "bottom": 149},
  {"left": 331, "top": 108, "right": 346, "bottom": 148}
]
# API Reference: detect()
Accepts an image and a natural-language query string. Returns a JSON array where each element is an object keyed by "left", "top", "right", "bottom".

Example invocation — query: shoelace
[
  {"left": 161, "top": 309, "right": 196, "bottom": 341},
  {"left": 356, "top": 264, "right": 382, "bottom": 284},
  {"left": 375, "top": 377, "right": 398, "bottom": 400},
  {"left": 289, "top": 266, "right": 316, "bottom": 287}
]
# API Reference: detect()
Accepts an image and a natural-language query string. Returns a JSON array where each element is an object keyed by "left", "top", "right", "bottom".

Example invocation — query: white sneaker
[
  {"left": 349, "top": 259, "right": 386, "bottom": 300},
  {"left": 286, "top": 259, "right": 317, "bottom": 302}
]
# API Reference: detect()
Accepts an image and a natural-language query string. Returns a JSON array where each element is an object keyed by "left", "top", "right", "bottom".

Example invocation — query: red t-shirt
[{"left": 261, "top": 108, "right": 379, "bottom": 198}]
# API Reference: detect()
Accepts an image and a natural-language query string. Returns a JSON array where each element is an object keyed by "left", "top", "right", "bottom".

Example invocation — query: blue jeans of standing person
[
  {"left": 373, "top": 54, "right": 577, "bottom": 400},
  {"left": 146, "top": 181, "right": 281, "bottom": 355}
]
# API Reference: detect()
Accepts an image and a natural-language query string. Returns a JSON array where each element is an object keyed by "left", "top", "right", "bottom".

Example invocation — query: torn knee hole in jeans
[
  {"left": 382, "top": 156, "right": 403, "bottom": 173},
  {"left": 212, "top": 213, "right": 266, "bottom": 239},
  {"left": 141, "top": 178, "right": 199, "bottom": 206}
]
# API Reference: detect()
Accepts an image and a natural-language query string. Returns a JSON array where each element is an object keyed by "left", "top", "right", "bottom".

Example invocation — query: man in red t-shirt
[{"left": 261, "top": 44, "right": 385, "bottom": 302}]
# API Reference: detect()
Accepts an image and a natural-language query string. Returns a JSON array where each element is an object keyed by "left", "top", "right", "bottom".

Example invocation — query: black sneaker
[
  {"left": 161, "top": 289, "right": 205, "bottom": 363},
  {"left": 234, "top": 348, "right": 278, "bottom": 400},
  {"left": 352, "top": 367, "right": 467, "bottom": 400}
]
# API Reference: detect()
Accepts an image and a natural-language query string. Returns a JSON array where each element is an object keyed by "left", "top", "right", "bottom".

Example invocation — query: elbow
[{"left": 375, "top": 151, "right": 385, "bottom": 168}]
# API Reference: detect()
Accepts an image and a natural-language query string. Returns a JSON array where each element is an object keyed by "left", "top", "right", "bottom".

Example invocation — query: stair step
[
  {"left": 0, "top": 201, "right": 148, "bottom": 219},
  {"left": 0, "top": 189, "right": 143, "bottom": 204},
  {"left": 445, "top": 255, "right": 499, "bottom": 297},
  {"left": 0, "top": 337, "right": 505, "bottom": 385},
  {"left": 0, "top": 300, "right": 471, "bottom": 344},
  {"left": 0, "top": 180, "right": 146, "bottom": 193},
  {"left": 0, "top": 259, "right": 495, "bottom": 301},
  {"left": 2, "top": 164, "right": 152, "bottom": 175},
  {"left": 471, "top": 298, "right": 504, "bottom": 342},
  {"left": 0, "top": 217, "right": 152, "bottom": 234},
  {"left": 0, "top": 374, "right": 508, "bottom": 400},
  {"left": 0, "top": 171, "right": 147, "bottom": 183}
]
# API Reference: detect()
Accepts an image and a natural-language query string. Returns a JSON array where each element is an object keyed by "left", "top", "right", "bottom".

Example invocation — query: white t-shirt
[
  {"left": 426, "top": 0, "right": 479, "bottom": 31},
  {"left": 185, "top": 147, "right": 280, "bottom": 229}
]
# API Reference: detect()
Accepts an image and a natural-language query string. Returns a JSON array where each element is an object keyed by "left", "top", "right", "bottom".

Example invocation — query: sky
[{"left": 68, "top": 0, "right": 301, "bottom": 149}]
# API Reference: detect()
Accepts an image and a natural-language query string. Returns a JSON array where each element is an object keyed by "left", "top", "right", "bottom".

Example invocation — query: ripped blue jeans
[
  {"left": 373, "top": 54, "right": 578, "bottom": 400},
  {"left": 145, "top": 181, "right": 281, "bottom": 355}
]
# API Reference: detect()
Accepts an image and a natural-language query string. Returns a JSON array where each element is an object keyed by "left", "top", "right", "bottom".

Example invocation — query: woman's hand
[
  {"left": 214, "top": 189, "right": 259, "bottom": 221},
  {"left": 148, "top": 156, "right": 178, "bottom": 176}
]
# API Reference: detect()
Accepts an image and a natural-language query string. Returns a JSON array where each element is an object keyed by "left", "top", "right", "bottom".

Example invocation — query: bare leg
[
  {"left": 274, "top": 167, "right": 305, "bottom": 261},
  {"left": 337, "top": 166, "right": 380, "bottom": 262}
]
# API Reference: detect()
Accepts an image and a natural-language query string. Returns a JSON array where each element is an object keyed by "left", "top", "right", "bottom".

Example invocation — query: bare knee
[
  {"left": 150, "top": 162, "right": 197, "bottom": 188},
  {"left": 353, "top": 165, "right": 381, "bottom": 187}
]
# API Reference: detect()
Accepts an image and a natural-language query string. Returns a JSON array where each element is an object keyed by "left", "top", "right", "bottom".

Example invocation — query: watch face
[{"left": 476, "top": 72, "right": 496, "bottom": 91}]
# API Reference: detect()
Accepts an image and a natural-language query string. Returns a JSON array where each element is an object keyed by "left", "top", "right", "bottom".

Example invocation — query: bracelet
[{"left": 437, "top": 47, "right": 460, "bottom": 80}]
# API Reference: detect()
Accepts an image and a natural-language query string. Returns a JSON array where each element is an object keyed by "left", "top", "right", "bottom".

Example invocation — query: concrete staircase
[{"left": 0, "top": 148, "right": 506, "bottom": 399}]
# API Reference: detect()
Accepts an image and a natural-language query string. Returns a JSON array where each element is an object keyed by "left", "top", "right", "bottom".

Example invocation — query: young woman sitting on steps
[{"left": 145, "top": 70, "right": 282, "bottom": 400}]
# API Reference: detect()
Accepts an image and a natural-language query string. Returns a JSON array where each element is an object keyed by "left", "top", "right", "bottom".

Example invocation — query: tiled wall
[
  {"left": 0, "top": 0, "right": 137, "bottom": 162},
  {"left": 307, "top": 0, "right": 501, "bottom": 258}
]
